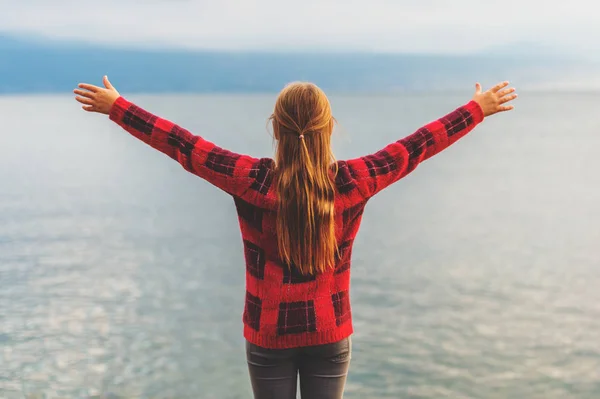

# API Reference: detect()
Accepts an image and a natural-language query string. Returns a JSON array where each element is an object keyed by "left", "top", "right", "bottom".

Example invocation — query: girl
[{"left": 74, "top": 77, "right": 517, "bottom": 399}]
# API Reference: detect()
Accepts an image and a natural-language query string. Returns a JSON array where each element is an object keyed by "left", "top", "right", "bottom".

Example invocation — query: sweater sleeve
[
  {"left": 109, "top": 96, "right": 261, "bottom": 198},
  {"left": 343, "top": 100, "right": 485, "bottom": 199}
]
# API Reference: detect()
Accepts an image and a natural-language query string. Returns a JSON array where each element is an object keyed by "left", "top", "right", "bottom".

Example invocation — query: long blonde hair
[{"left": 270, "top": 82, "right": 338, "bottom": 275}]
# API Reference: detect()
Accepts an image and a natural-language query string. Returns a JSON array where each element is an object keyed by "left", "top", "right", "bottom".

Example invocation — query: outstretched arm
[
  {"left": 74, "top": 76, "right": 261, "bottom": 198},
  {"left": 343, "top": 81, "right": 518, "bottom": 199}
]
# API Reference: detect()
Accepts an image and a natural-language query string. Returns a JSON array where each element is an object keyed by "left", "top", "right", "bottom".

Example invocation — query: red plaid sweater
[{"left": 109, "top": 96, "right": 484, "bottom": 349}]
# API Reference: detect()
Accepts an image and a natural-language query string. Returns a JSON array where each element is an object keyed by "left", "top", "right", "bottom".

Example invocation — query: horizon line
[{"left": 3, "top": 88, "right": 600, "bottom": 98}]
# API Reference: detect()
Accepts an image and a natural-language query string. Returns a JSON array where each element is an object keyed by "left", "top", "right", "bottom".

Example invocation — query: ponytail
[{"left": 272, "top": 82, "right": 338, "bottom": 275}]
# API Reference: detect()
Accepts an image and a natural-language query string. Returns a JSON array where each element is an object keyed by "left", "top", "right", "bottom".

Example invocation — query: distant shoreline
[{"left": 2, "top": 34, "right": 599, "bottom": 96}]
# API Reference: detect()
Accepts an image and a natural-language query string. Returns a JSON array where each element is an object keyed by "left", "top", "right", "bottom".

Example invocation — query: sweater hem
[{"left": 244, "top": 323, "right": 354, "bottom": 349}]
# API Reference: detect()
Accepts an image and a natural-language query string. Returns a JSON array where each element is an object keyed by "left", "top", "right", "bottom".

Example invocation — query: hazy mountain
[{"left": 0, "top": 34, "right": 597, "bottom": 94}]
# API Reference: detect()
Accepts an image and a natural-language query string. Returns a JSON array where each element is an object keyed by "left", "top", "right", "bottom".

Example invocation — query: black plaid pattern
[
  {"left": 243, "top": 292, "right": 262, "bottom": 331},
  {"left": 205, "top": 147, "right": 241, "bottom": 176},
  {"left": 334, "top": 240, "right": 353, "bottom": 274},
  {"left": 234, "top": 198, "right": 263, "bottom": 232},
  {"left": 398, "top": 127, "right": 434, "bottom": 173},
  {"left": 167, "top": 125, "right": 199, "bottom": 157},
  {"left": 243, "top": 240, "right": 265, "bottom": 280},
  {"left": 362, "top": 150, "right": 398, "bottom": 177},
  {"left": 331, "top": 291, "right": 351, "bottom": 326},
  {"left": 443, "top": 108, "right": 473, "bottom": 138},
  {"left": 249, "top": 159, "right": 274, "bottom": 195},
  {"left": 334, "top": 161, "right": 358, "bottom": 194},
  {"left": 342, "top": 202, "right": 365, "bottom": 225},
  {"left": 399, "top": 127, "right": 433, "bottom": 160},
  {"left": 277, "top": 301, "right": 317, "bottom": 335},
  {"left": 123, "top": 107, "right": 157, "bottom": 136},
  {"left": 110, "top": 97, "right": 484, "bottom": 347},
  {"left": 282, "top": 263, "right": 317, "bottom": 284}
]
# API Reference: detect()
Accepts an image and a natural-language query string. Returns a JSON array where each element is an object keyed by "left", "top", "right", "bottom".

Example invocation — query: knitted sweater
[{"left": 109, "top": 97, "right": 484, "bottom": 349}]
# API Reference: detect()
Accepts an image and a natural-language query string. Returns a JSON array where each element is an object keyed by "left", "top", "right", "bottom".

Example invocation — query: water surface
[{"left": 1, "top": 92, "right": 600, "bottom": 398}]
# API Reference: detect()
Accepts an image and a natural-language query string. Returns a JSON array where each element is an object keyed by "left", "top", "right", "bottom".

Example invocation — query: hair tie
[{"left": 298, "top": 134, "right": 304, "bottom": 140}]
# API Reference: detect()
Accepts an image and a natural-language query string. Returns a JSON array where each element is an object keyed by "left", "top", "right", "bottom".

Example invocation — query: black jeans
[{"left": 246, "top": 338, "right": 352, "bottom": 399}]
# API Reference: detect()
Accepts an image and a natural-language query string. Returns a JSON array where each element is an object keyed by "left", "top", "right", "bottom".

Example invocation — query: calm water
[{"left": 1, "top": 92, "right": 600, "bottom": 398}]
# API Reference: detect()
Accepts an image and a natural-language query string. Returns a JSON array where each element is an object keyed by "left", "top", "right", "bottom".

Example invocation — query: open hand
[
  {"left": 74, "top": 76, "right": 120, "bottom": 114},
  {"left": 472, "top": 81, "right": 518, "bottom": 117}
]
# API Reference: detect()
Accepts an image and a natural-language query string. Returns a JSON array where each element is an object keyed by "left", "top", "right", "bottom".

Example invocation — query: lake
[{"left": 1, "top": 92, "right": 600, "bottom": 398}]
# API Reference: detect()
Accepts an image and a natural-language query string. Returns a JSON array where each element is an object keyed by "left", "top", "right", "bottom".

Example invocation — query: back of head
[{"left": 271, "top": 82, "right": 338, "bottom": 275}]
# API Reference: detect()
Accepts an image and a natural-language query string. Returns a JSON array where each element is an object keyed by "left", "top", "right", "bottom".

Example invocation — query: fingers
[
  {"left": 490, "top": 81, "right": 509, "bottom": 93},
  {"left": 497, "top": 87, "right": 515, "bottom": 97},
  {"left": 475, "top": 82, "right": 482, "bottom": 95},
  {"left": 73, "top": 89, "right": 95, "bottom": 99},
  {"left": 78, "top": 83, "right": 101, "bottom": 92},
  {"left": 498, "top": 104, "right": 515, "bottom": 112},
  {"left": 498, "top": 93, "right": 518, "bottom": 104},
  {"left": 103, "top": 75, "right": 114, "bottom": 90},
  {"left": 74, "top": 81, "right": 107, "bottom": 113},
  {"left": 75, "top": 96, "right": 95, "bottom": 106}
]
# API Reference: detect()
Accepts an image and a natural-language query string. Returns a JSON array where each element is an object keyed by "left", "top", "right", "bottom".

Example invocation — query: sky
[{"left": 0, "top": 0, "right": 598, "bottom": 54}]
